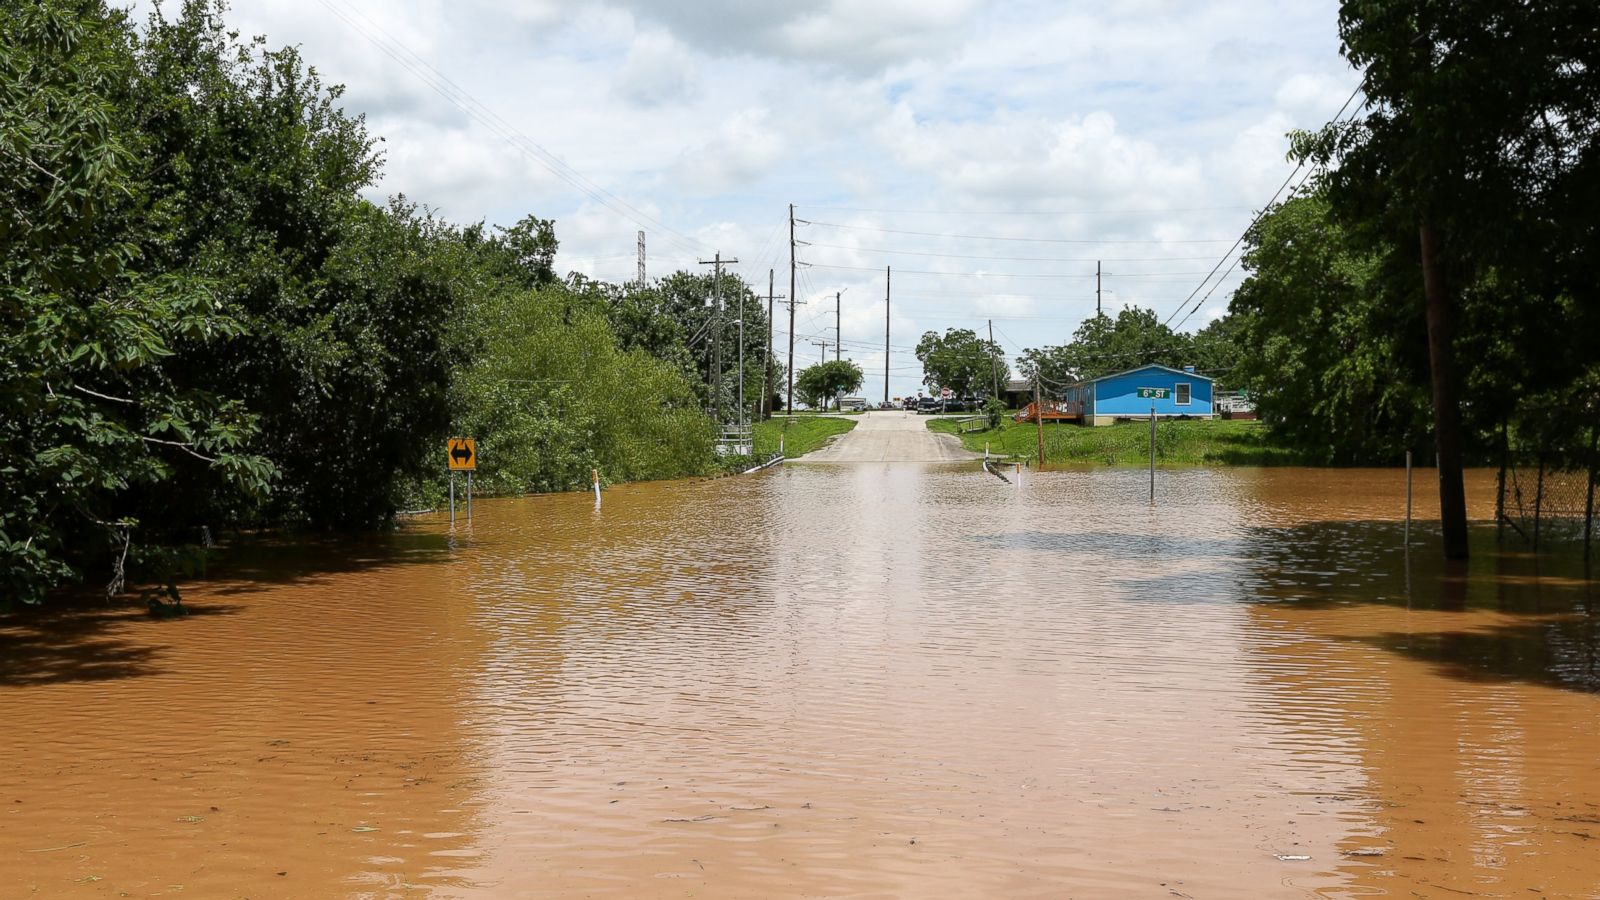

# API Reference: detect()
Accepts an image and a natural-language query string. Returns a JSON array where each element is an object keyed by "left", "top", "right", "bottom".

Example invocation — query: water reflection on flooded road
[{"left": 2, "top": 465, "right": 1597, "bottom": 897}]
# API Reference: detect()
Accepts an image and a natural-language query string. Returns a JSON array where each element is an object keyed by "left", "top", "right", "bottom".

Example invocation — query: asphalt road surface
[{"left": 799, "top": 411, "right": 979, "bottom": 463}]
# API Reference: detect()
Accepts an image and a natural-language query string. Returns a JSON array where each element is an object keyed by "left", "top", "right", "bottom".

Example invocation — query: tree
[
  {"left": 915, "top": 328, "right": 1006, "bottom": 398},
  {"left": 1, "top": 0, "right": 272, "bottom": 605},
  {"left": 130, "top": 3, "right": 457, "bottom": 529},
  {"left": 795, "top": 360, "right": 863, "bottom": 412},
  {"left": 1017, "top": 307, "right": 1194, "bottom": 391},
  {"left": 1297, "top": 0, "right": 1600, "bottom": 557},
  {"left": 1228, "top": 191, "right": 1430, "bottom": 463}
]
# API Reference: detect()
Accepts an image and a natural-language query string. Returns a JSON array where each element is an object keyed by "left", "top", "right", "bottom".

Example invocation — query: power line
[
  {"left": 799, "top": 204, "right": 1256, "bottom": 216},
  {"left": 805, "top": 242, "right": 1230, "bottom": 263},
  {"left": 799, "top": 220, "right": 1239, "bottom": 245},
  {"left": 805, "top": 263, "right": 1217, "bottom": 280},
  {"left": 1161, "top": 83, "right": 1365, "bottom": 328}
]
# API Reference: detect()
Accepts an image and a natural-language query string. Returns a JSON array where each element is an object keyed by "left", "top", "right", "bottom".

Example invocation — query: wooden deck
[{"left": 1014, "top": 401, "right": 1083, "bottom": 424}]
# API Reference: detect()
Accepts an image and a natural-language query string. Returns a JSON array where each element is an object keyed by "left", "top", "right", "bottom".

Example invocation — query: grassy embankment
[
  {"left": 754, "top": 415, "right": 857, "bottom": 458},
  {"left": 927, "top": 416, "right": 1305, "bottom": 466}
]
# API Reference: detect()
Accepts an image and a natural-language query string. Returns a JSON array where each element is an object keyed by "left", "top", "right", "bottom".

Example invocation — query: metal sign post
[
  {"left": 1136, "top": 388, "right": 1169, "bottom": 503},
  {"left": 447, "top": 438, "right": 477, "bottom": 523}
]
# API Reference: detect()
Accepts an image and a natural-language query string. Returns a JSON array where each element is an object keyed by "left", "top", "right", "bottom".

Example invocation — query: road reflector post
[{"left": 593, "top": 468, "right": 601, "bottom": 507}]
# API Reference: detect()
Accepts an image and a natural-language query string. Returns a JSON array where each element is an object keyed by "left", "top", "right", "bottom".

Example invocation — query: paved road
[{"left": 800, "top": 411, "right": 979, "bottom": 463}]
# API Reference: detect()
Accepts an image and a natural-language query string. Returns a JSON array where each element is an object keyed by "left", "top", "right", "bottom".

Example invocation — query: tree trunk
[{"left": 1419, "top": 222, "right": 1470, "bottom": 559}]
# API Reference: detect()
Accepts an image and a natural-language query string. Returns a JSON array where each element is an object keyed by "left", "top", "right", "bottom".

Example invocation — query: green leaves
[
  {"left": 916, "top": 328, "right": 1006, "bottom": 397},
  {"left": 795, "top": 360, "right": 864, "bottom": 412}
]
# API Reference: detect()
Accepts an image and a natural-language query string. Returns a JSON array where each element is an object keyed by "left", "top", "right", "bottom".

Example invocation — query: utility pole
[
  {"left": 1034, "top": 374, "right": 1045, "bottom": 468},
  {"left": 636, "top": 230, "right": 646, "bottom": 287},
  {"left": 697, "top": 251, "right": 738, "bottom": 425},
  {"left": 988, "top": 319, "right": 1000, "bottom": 400},
  {"left": 811, "top": 339, "right": 831, "bottom": 364},
  {"left": 1419, "top": 223, "right": 1469, "bottom": 559},
  {"left": 762, "top": 269, "right": 784, "bottom": 420},
  {"left": 884, "top": 266, "right": 891, "bottom": 406},
  {"left": 1096, "top": 260, "right": 1102, "bottom": 317},
  {"left": 835, "top": 291, "right": 842, "bottom": 361},
  {"left": 787, "top": 203, "right": 797, "bottom": 415}
]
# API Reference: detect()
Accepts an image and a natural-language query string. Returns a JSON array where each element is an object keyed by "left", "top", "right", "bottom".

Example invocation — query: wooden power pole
[
  {"left": 787, "top": 204, "right": 797, "bottom": 415},
  {"left": 1034, "top": 374, "right": 1045, "bottom": 467},
  {"left": 762, "top": 269, "right": 784, "bottom": 420},
  {"left": 988, "top": 319, "right": 1000, "bottom": 399},
  {"left": 1420, "top": 222, "right": 1469, "bottom": 559},
  {"left": 884, "top": 266, "right": 891, "bottom": 406}
]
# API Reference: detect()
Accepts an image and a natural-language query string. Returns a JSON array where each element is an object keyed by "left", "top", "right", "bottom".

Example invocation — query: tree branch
[
  {"left": 140, "top": 435, "right": 219, "bottom": 463},
  {"left": 74, "top": 384, "right": 134, "bottom": 404}
]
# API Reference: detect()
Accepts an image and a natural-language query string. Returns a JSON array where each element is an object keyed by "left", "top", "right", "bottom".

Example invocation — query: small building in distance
[
  {"left": 1001, "top": 378, "right": 1034, "bottom": 409},
  {"left": 1060, "top": 363, "right": 1214, "bottom": 426}
]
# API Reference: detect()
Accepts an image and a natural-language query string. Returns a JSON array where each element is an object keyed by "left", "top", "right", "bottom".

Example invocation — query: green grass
[
  {"left": 754, "top": 415, "right": 858, "bottom": 458},
  {"left": 928, "top": 416, "right": 1306, "bottom": 466}
]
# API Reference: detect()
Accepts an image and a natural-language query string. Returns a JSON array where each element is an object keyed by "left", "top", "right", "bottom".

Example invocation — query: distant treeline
[{"left": 1, "top": 0, "right": 770, "bottom": 605}]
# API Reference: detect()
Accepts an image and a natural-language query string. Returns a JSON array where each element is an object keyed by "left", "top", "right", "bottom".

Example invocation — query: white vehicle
[{"left": 839, "top": 397, "right": 868, "bottom": 412}]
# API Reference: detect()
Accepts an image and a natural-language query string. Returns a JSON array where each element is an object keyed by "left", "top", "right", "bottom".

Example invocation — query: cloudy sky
[{"left": 138, "top": 0, "right": 1357, "bottom": 399}]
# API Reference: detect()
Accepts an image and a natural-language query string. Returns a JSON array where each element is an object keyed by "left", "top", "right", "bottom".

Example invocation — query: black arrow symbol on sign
[{"left": 451, "top": 442, "right": 473, "bottom": 464}]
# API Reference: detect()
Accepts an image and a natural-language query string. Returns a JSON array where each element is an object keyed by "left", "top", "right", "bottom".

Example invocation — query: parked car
[
  {"left": 917, "top": 397, "right": 943, "bottom": 414},
  {"left": 942, "top": 397, "right": 967, "bottom": 412}
]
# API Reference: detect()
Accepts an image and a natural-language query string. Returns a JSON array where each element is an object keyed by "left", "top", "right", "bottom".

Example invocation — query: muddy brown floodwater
[{"left": 3, "top": 465, "right": 1599, "bottom": 898}]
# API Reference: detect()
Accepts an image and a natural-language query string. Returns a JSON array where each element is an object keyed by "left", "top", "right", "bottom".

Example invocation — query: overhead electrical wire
[
  {"left": 808, "top": 263, "right": 1217, "bottom": 280},
  {"left": 800, "top": 220, "right": 1238, "bottom": 245},
  {"left": 1161, "top": 83, "right": 1366, "bottom": 328},
  {"left": 804, "top": 242, "right": 1230, "bottom": 263},
  {"left": 799, "top": 204, "right": 1256, "bottom": 216}
]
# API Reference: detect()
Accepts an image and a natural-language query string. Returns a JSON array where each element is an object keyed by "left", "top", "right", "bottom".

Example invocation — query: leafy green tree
[
  {"left": 449, "top": 280, "right": 713, "bottom": 494},
  {"left": 915, "top": 328, "right": 1007, "bottom": 397},
  {"left": 1188, "top": 315, "right": 1246, "bottom": 391},
  {"left": 795, "top": 360, "right": 864, "bottom": 412},
  {"left": 1296, "top": 0, "right": 1600, "bottom": 556},
  {"left": 130, "top": 2, "right": 455, "bottom": 528},
  {"left": 1228, "top": 192, "right": 1430, "bottom": 463},
  {"left": 1017, "top": 308, "right": 1194, "bottom": 390},
  {"left": 1, "top": 0, "right": 271, "bottom": 605}
]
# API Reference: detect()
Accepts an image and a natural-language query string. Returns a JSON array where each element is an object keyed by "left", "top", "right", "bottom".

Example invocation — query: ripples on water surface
[{"left": 2, "top": 465, "right": 1598, "bottom": 898}]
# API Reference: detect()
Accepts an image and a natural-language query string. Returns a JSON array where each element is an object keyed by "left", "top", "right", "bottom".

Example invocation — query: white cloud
[
  {"left": 614, "top": 31, "right": 701, "bottom": 107},
  {"left": 128, "top": 0, "right": 1352, "bottom": 398}
]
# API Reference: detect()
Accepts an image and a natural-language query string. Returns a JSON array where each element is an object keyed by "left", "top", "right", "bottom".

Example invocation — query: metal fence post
[
  {"left": 1496, "top": 420, "right": 1508, "bottom": 542},
  {"left": 1585, "top": 424, "right": 1597, "bottom": 563},
  {"left": 1405, "top": 450, "right": 1412, "bottom": 547},
  {"left": 1534, "top": 451, "right": 1546, "bottom": 552}
]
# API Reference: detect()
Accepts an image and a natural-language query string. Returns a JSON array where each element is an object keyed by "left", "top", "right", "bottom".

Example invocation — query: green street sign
[{"left": 1136, "top": 387, "right": 1170, "bottom": 399}]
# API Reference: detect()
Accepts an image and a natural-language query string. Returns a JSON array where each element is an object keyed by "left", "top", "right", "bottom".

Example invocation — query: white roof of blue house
[{"left": 1085, "top": 363, "right": 1213, "bottom": 384}]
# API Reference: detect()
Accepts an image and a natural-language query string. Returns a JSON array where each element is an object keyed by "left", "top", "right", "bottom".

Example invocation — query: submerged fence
[{"left": 1495, "top": 402, "right": 1599, "bottom": 558}]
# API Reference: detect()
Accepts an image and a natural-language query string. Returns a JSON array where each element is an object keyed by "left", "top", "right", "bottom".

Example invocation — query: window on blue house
[{"left": 1175, "top": 383, "right": 1191, "bottom": 405}]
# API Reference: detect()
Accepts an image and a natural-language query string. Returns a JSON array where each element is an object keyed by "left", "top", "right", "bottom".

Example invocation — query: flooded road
[{"left": 3, "top": 464, "right": 1598, "bottom": 898}]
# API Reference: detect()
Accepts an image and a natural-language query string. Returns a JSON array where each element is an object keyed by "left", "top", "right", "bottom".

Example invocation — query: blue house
[{"left": 1059, "top": 363, "right": 1214, "bottom": 426}]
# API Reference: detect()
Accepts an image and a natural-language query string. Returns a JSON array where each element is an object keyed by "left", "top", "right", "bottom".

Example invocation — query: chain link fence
[{"left": 1495, "top": 402, "right": 1599, "bottom": 556}]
